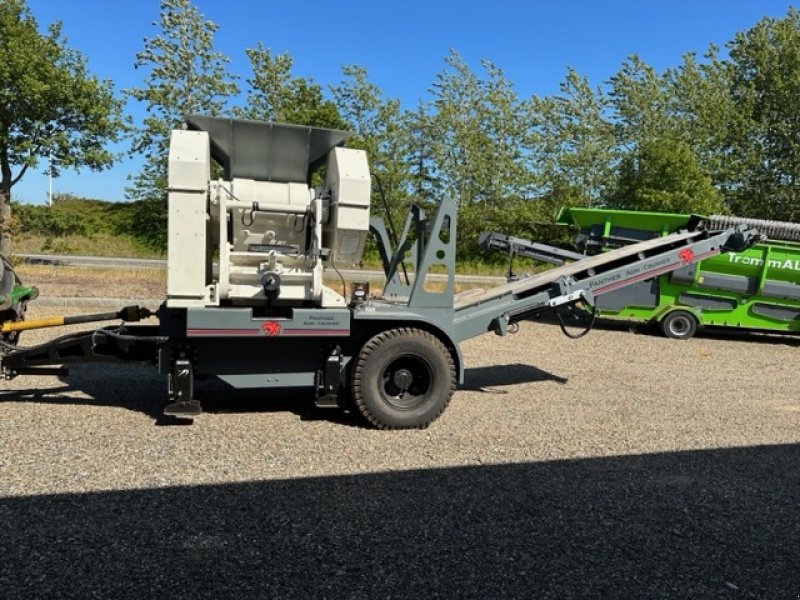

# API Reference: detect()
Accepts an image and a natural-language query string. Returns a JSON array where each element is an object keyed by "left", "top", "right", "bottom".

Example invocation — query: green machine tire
[{"left": 660, "top": 310, "right": 699, "bottom": 340}]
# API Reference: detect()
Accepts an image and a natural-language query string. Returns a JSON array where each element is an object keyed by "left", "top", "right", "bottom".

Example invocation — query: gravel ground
[{"left": 1, "top": 304, "right": 800, "bottom": 598}]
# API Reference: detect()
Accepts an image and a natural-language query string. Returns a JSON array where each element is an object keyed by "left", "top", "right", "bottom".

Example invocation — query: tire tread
[{"left": 352, "top": 327, "right": 456, "bottom": 430}]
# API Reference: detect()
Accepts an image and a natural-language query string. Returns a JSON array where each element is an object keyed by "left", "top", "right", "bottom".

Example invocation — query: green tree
[
  {"left": 606, "top": 11, "right": 800, "bottom": 222},
  {"left": 529, "top": 68, "right": 616, "bottom": 208},
  {"left": 426, "top": 51, "right": 532, "bottom": 207},
  {"left": 238, "top": 43, "right": 345, "bottom": 129},
  {"left": 724, "top": 8, "right": 800, "bottom": 220},
  {"left": 608, "top": 52, "right": 745, "bottom": 212},
  {"left": 607, "top": 138, "right": 722, "bottom": 215},
  {"left": 406, "top": 103, "right": 437, "bottom": 203},
  {"left": 609, "top": 55, "right": 676, "bottom": 149},
  {"left": 331, "top": 65, "right": 411, "bottom": 234},
  {"left": 126, "top": 0, "right": 238, "bottom": 249},
  {"left": 0, "top": 0, "right": 124, "bottom": 256},
  {"left": 423, "top": 51, "right": 534, "bottom": 254},
  {"left": 665, "top": 47, "right": 748, "bottom": 199}
]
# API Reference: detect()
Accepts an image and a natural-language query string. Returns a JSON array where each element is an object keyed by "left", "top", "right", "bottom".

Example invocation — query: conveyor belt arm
[{"left": 452, "top": 225, "right": 758, "bottom": 342}]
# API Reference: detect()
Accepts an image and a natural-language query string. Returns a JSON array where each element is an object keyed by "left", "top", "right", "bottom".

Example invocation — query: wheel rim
[
  {"left": 669, "top": 315, "right": 691, "bottom": 337},
  {"left": 380, "top": 354, "right": 433, "bottom": 410}
]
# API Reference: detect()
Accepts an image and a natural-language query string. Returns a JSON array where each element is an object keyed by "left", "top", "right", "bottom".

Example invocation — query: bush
[
  {"left": 12, "top": 194, "right": 140, "bottom": 238},
  {"left": 12, "top": 203, "right": 92, "bottom": 236}
]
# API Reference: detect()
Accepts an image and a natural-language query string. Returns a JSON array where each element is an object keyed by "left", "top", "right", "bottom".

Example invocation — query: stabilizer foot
[
  {"left": 163, "top": 399, "right": 202, "bottom": 418},
  {"left": 166, "top": 357, "right": 200, "bottom": 419}
]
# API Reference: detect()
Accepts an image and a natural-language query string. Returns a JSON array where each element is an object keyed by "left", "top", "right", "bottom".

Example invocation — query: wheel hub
[
  {"left": 670, "top": 318, "right": 689, "bottom": 334},
  {"left": 393, "top": 368, "right": 413, "bottom": 390},
  {"left": 381, "top": 355, "right": 433, "bottom": 410}
]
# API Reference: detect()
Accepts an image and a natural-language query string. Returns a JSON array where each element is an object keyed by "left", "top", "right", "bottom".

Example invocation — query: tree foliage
[
  {"left": 607, "top": 139, "right": 722, "bottom": 214},
  {"left": 664, "top": 48, "right": 747, "bottom": 197},
  {"left": 18, "top": 2, "right": 800, "bottom": 258},
  {"left": 423, "top": 51, "right": 532, "bottom": 209},
  {"left": 125, "top": 0, "right": 238, "bottom": 249},
  {"left": 609, "top": 55, "right": 676, "bottom": 148},
  {"left": 12, "top": 193, "right": 136, "bottom": 237},
  {"left": 529, "top": 68, "right": 615, "bottom": 207},
  {"left": 0, "top": 0, "right": 124, "bottom": 255},
  {"left": 724, "top": 8, "right": 800, "bottom": 220},
  {"left": 237, "top": 43, "right": 345, "bottom": 130},
  {"left": 415, "top": 51, "right": 539, "bottom": 254}
]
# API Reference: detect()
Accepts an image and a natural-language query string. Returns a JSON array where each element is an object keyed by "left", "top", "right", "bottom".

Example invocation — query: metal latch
[{"left": 547, "top": 290, "right": 586, "bottom": 308}]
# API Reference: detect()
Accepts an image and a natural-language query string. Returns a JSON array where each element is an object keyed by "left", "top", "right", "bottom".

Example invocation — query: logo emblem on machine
[
  {"left": 261, "top": 320, "right": 282, "bottom": 336},
  {"left": 678, "top": 248, "right": 695, "bottom": 264}
]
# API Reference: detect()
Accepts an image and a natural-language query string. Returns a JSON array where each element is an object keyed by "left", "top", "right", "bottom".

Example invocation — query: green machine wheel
[{"left": 660, "top": 310, "right": 698, "bottom": 340}]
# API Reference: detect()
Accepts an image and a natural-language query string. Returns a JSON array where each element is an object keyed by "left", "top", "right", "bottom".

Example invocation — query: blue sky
[{"left": 14, "top": 0, "right": 796, "bottom": 204}]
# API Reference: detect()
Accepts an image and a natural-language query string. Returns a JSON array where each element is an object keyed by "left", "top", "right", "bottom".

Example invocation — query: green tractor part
[
  {"left": 0, "top": 256, "right": 39, "bottom": 346},
  {"left": 557, "top": 207, "right": 800, "bottom": 339}
]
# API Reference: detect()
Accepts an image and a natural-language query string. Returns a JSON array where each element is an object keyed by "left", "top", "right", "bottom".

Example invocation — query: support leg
[{"left": 164, "top": 358, "right": 202, "bottom": 417}]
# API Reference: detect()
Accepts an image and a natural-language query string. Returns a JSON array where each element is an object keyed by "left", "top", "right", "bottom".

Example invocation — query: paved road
[
  {"left": 17, "top": 252, "right": 166, "bottom": 269},
  {"left": 15, "top": 253, "right": 505, "bottom": 284},
  {"left": 1, "top": 305, "right": 799, "bottom": 598}
]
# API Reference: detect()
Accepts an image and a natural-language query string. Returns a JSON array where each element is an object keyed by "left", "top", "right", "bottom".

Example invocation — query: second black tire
[{"left": 352, "top": 327, "right": 456, "bottom": 429}]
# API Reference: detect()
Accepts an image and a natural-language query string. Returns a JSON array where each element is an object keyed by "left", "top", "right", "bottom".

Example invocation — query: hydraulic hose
[{"left": 557, "top": 301, "right": 597, "bottom": 339}]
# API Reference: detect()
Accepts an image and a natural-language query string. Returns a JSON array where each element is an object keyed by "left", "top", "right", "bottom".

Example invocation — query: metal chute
[{"left": 185, "top": 115, "right": 351, "bottom": 183}]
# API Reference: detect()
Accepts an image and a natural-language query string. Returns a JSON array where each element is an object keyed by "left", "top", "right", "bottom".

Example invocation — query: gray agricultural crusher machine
[{"left": 0, "top": 116, "right": 761, "bottom": 428}]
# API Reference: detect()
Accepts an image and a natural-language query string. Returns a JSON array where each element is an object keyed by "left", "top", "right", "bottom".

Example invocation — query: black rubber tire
[
  {"left": 352, "top": 327, "right": 456, "bottom": 430},
  {"left": 660, "top": 310, "right": 698, "bottom": 340},
  {"left": 0, "top": 302, "right": 26, "bottom": 350}
]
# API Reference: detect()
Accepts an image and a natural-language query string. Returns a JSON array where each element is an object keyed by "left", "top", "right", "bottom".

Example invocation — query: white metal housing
[
  {"left": 166, "top": 130, "right": 211, "bottom": 306},
  {"left": 165, "top": 122, "right": 371, "bottom": 310}
]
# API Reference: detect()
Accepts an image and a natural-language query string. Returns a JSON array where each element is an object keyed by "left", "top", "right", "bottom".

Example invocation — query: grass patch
[{"left": 13, "top": 232, "right": 164, "bottom": 258}]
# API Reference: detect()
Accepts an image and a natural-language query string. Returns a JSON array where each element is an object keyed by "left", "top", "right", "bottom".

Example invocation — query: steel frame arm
[
  {"left": 479, "top": 231, "right": 585, "bottom": 266},
  {"left": 1, "top": 325, "right": 162, "bottom": 379}
]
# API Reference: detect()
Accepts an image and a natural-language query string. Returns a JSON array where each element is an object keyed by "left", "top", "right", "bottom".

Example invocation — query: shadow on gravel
[
  {"left": 1, "top": 443, "right": 798, "bottom": 599},
  {"left": 1, "top": 362, "right": 568, "bottom": 426},
  {"left": 462, "top": 363, "right": 568, "bottom": 392},
  {"left": 0, "top": 363, "right": 361, "bottom": 426},
  {"left": 0, "top": 363, "right": 166, "bottom": 419}
]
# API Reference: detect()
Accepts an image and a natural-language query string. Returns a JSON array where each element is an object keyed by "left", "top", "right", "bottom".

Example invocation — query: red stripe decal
[
  {"left": 187, "top": 328, "right": 349, "bottom": 337},
  {"left": 187, "top": 329, "right": 260, "bottom": 336},
  {"left": 282, "top": 329, "right": 350, "bottom": 336}
]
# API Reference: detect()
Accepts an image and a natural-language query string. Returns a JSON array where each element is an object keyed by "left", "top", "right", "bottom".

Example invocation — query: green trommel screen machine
[{"left": 556, "top": 207, "right": 800, "bottom": 339}]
